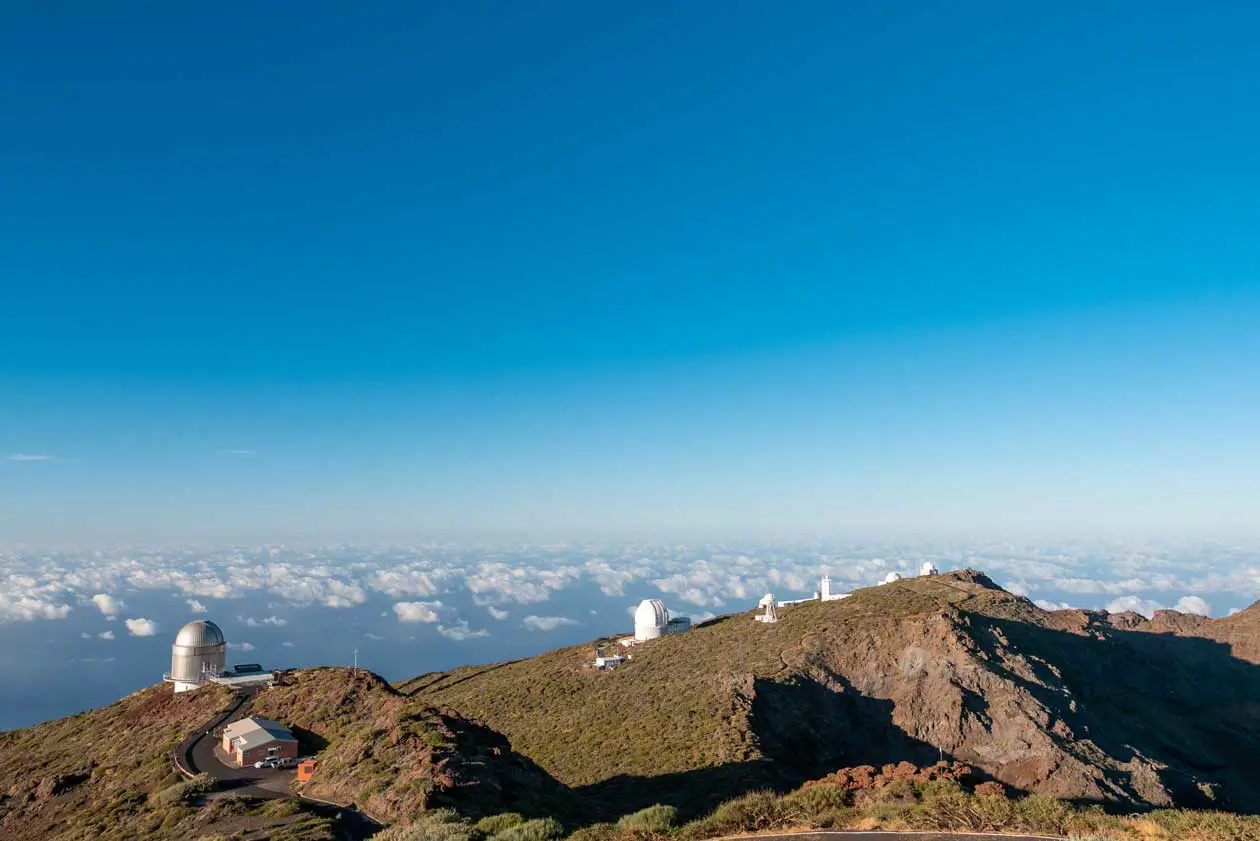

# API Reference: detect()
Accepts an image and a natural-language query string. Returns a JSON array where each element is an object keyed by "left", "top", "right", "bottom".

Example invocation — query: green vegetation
[
  {"left": 474, "top": 813, "right": 525, "bottom": 835},
  {"left": 0, "top": 683, "right": 342, "bottom": 841},
  {"left": 615, "top": 805, "right": 679, "bottom": 835},
  {"left": 547, "top": 783, "right": 1260, "bottom": 841},
  {"left": 490, "top": 817, "right": 564, "bottom": 841},
  {"left": 399, "top": 572, "right": 1046, "bottom": 796},
  {"left": 151, "top": 773, "right": 217, "bottom": 807}
]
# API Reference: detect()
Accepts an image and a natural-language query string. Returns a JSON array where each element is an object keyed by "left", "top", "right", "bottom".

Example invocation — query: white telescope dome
[
  {"left": 634, "top": 599, "right": 670, "bottom": 641},
  {"left": 882, "top": 571, "right": 903, "bottom": 584}
]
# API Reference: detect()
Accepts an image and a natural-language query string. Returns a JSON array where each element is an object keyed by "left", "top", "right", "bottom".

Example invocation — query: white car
[{"left": 253, "top": 758, "right": 280, "bottom": 769}]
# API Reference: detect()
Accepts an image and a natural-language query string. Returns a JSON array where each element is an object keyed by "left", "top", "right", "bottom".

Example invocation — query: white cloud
[
  {"left": 393, "top": 601, "right": 444, "bottom": 623},
  {"left": 91, "top": 593, "right": 123, "bottom": 617},
  {"left": 1105, "top": 596, "right": 1163, "bottom": 619},
  {"left": 98, "top": 630, "right": 115, "bottom": 640},
  {"left": 1173, "top": 595, "right": 1211, "bottom": 617},
  {"left": 486, "top": 606, "right": 509, "bottom": 620},
  {"left": 1034, "top": 599, "right": 1073, "bottom": 611},
  {"left": 80, "top": 632, "right": 91, "bottom": 639},
  {"left": 125, "top": 617, "right": 158, "bottom": 636},
  {"left": 7, "top": 453, "right": 54, "bottom": 461},
  {"left": 522, "top": 615, "right": 578, "bottom": 631},
  {"left": 240, "top": 615, "right": 287, "bottom": 627},
  {"left": 363, "top": 632, "right": 384, "bottom": 640},
  {"left": 1004, "top": 581, "right": 1029, "bottom": 597},
  {"left": 438, "top": 620, "right": 489, "bottom": 641},
  {"left": 0, "top": 595, "right": 71, "bottom": 623},
  {"left": 187, "top": 599, "right": 208, "bottom": 613},
  {"left": 228, "top": 641, "right": 256, "bottom": 652},
  {"left": 282, "top": 641, "right": 295, "bottom": 647}
]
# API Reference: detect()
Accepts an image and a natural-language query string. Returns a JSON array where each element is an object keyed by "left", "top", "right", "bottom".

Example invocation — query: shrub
[
  {"left": 491, "top": 817, "right": 564, "bottom": 841},
  {"left": 377, "top": 810, "right": 475, "bottom": 841},
  {"left": 685, "top": 790, "right": 787, "bottom": 838},
  {"left": 264, "top": 798, "right": 303, "bottom": 817},
  {"left": 616, "top": 805, "right": 679, "bottom": 835},
  {"left": 1013, "top": 793, "right": 1074, "bottom": 836},
  {"left": 565, "top": 824, "right": 620, "bottom": 841},
  {"left": 475, "top": 813, "right": 525, "bottom": 836},
  {"left": 780, "top": 784, "right": 851, "bottom": 822},
  {"left": 151, "top": 773, "right": 217, "bottom": 808}
]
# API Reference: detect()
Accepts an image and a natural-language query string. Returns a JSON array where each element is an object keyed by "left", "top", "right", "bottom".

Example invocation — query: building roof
[
  {"left": 223, "top": 716, "right": 296, "bottom": 753},
  {"left": 174, "top": 620, "right": 225, "bottom": 648}
]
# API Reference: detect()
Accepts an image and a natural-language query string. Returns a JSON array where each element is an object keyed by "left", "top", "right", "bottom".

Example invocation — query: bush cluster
[{"left": 151, "top": 773, "right": 217, "bottom": 808}]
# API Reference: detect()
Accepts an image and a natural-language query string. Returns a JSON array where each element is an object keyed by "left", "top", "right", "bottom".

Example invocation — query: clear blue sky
[{"left": 3, "top": 1, "right": 1259, "bottom": 544}]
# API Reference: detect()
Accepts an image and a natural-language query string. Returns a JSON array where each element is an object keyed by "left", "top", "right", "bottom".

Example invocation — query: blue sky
[{"left": 3, "top": 2, "right": 1260, "bottom": 544}]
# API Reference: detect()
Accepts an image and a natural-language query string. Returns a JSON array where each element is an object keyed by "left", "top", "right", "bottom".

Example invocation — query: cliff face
[{"left": 406, "top": 571, "right": 1260, "bottom": 816}]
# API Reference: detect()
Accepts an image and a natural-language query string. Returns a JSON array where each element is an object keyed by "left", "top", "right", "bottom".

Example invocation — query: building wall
[{"left": 234, "top": 740, "right": 298, "bottom": 766}]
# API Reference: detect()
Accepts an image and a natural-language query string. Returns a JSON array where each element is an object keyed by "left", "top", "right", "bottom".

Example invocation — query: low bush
[
  {"left": 151, "top": 773, "right": 217, "bottom": 808},
  {"left": 490, "top": 817, "right": 564, "bottom": 841},
  {"left": 475, "top": 813, "right": 525, "bottom": 836},
  {"left": 681, "top": 790, "right": 787, "bottom": 838},
  {"left": 616, "top": 804, "right": 678, "bottom": 836},
  {"left": 377, "top": 809, "right": 475, "bottom": 841}
]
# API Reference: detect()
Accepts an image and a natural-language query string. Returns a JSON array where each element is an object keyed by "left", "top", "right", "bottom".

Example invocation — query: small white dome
[
  {"left": 174, "top": 620, "right": 225, "bottom": 648},
  {"left": 882, "top": 572, "right": 903, "bottom": 584},
  {"left": 919, "top": 561, "right": 939, "bottom": 576},
  {"left": 758, "top": 593, "right": 775, "bottom": 607},
  {"left": 635, "top": 599, "right": 669, "bottom": 630}
]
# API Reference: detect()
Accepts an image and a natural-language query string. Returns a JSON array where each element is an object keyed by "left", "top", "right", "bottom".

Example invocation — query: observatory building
[
  {"left": 165, "top": 620, "right": 227, "bottom": 693},
  {"left": 621, "top": 599, "right": 692, "bottom": 644}
]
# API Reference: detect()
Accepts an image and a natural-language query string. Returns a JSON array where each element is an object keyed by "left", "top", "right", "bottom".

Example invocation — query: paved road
[{"left": 179, "top": 690, "right": 384, "bottom": 838}]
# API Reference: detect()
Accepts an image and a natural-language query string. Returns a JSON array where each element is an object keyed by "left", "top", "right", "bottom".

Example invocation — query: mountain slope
[
  {"left": 249, "top": 667, "right": 579, "bottom": 824},
  {"left": 0, "top": 683, "right": 338, "bottom": 841},
  {"left": 402, "top": 571, "right": 1260, "bottom": 816}
]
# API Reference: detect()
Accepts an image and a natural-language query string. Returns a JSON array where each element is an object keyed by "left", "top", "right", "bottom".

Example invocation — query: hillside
[
  {"left": 402, "top": 570, "right": 1260, "bottom": 817},
  {"left": 0, "top": 668, "right": 574, "bottom": 840},
  {"left": 0, "top": 683, "right": 339, "bottom": 841},
  {"left": 249, "top": 667, "right": 580, "bottom": 824}
]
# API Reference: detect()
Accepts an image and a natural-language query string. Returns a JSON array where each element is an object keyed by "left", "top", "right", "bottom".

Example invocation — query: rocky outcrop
[{"left": 413, "top": 570, "right": 1260, "bottom": 817}]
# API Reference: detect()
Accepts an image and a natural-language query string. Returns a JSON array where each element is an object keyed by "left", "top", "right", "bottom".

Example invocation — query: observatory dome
[
  {"left": 174, "top": 619, "right": 225, "bottom": 648},
  {"left": 168, "top": 619, "right": 227, "bottom": 692},
  {"left": 882, "top": 571, "right": 904, "bottom": 584},
  {"left": 634, "top": 599, "right": 670, "bottom": 641}
]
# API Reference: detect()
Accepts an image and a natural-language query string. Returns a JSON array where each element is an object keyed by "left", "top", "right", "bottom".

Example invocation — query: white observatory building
[
  {"left": 625, "top": 598, "right": 692, "bottom": 643},
  {"left": 165, "top": 619, "right": 227, "bottom": 693}
]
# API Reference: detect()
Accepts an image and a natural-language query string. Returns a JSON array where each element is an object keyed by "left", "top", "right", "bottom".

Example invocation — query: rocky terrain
[
  {"left": 250, "top": 667, "right": 579, "bottom": 824},
  {"left": 3, "top": 569, "right": 1260, "bottom": 841},
  {"left": 404, "top": 570, "right": 1260, "bottom": 817}
]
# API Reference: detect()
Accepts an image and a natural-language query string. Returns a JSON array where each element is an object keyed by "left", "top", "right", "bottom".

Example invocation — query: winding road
[{"left": 175, "top": 689, "right": 384, "bottom": 839}]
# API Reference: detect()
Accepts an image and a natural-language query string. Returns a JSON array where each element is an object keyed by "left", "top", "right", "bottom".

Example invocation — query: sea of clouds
[{"left": 2, "top": 540, "right": 1258, "bottom": 729}]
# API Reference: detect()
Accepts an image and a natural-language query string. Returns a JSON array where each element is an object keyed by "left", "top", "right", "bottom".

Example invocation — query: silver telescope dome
[{"left": 174, "top": 619, "right": 225, "bottom": 648}]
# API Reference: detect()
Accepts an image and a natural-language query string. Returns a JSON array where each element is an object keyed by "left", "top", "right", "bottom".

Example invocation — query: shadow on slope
[
  {"left": 973, "top": 614, "right": 1260, "bottom": 813},
  {"left": 576, "top": 674, "right": 951, "bottom": 821}
]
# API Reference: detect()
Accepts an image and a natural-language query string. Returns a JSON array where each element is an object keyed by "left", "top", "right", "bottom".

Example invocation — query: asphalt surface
[
  {"left": 179, "top": 689, "right": 384, "bottom": 838},
  {"left": 183, "top": 689, "right": 294, "bottom": 799}
]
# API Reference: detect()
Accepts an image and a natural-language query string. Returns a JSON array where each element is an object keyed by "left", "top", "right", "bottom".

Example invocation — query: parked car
[
  {"left": 253, "top": 757, "right": 281, "bottom": 769},
  {"left": 275, "top": 757, "right": 297, "bottom": 768}
]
